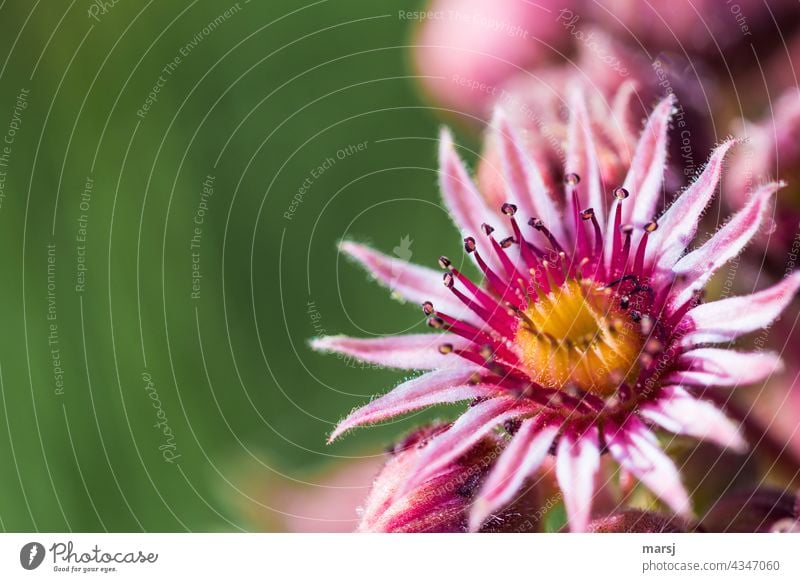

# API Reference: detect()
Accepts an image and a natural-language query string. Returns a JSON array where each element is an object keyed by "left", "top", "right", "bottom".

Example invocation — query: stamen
[
  {"left": 448, "top": 264, "right": 515, "bottom": 322},
  {"left": 501, "top": 202, "right": 517, "bottom": 216},
  {"left": 471, "top": 241, "right": 514, "bottom": 298},
  {"left": 613, "top": 224, "right": 633, "bottom": 277},
  {"left": 487, "top": 228, "right": 525, "bottom": 283},
  {"left": 434, "top": 311, "right": 519, "bottom": 363},
  {"left": 633, "top": 220, "right": 657, "bottom": 276},
  {"left": 529, "top": 217, "right": 566, "bottom": 256},
  {"left": 610, "top": 196, "right": 624, "bottom": 275},
  {"left": 572, "top": 193, "right": 589, "bottom": 259},
  {"left": 447, "top": 284, "right": 514, "bottom": 336},
  {"left": 613, "top": 187, "right": 630, "bottom": 200},
  {"left": 499, "top": 236, "right": 515, "bottom": 249}
]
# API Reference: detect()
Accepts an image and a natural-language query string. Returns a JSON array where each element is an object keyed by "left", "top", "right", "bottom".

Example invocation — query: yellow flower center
[{"left": 516, "top": 279, "right": 643, "bottom": 396}]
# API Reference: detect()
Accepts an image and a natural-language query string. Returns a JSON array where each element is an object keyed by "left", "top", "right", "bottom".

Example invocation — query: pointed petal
[
  {"left": 439, "top": 128, "right": 512, "bottom": 274},
  {"left": 606, "top": 417, "right": 692, "bottom": 518},
  {"left": 623, "top": 94, "right": 674, "bottom": 227},
  {"left": 310, "top": 334, "right": 471, "bottom": 370},
  {"left": 685, "top": 272, "right": 800, "bottom": 344},
  {"left": 671, "top": 182, "right": 782, "bottom": 306},
  {"left": 609, "top": 80, "right": 640, "bottom": 156},
  {"left": 566, "top": 86, "right": 606, "bottom": 229},
  {"left": 439, "top": 128, "right": 508, "bottom": 236},
  {"left": 469, "top": 420, "right": 558, "bottom": 531},
  {"left": 648, "top": 140, "right": 737, "bottom": 270},
  {"left": 669, "top": 348, "right": 784, "bottom": 387},
  {"left": 401, "top": 396, "right": 531, "bottom": 494},
  {"left": 328, "top": 368, "right": 490, "bottom": 442},
  {"left": 555, "top": 427, "right": 600, "bottom": 532},
  {"left": 492, "top": 109, "right": 564, "bottom": 239},
  {"left": 339, "top": 240, "right": 479, "bottom": 325},
  {"left": 641, "top": 386, "right": 747, "bottom": 452}
]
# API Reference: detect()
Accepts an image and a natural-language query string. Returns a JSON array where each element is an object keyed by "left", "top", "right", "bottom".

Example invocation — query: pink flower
[
  {"left": 313, "top": 88, "right": 799, "bottom": 531},
  {"left": 412, "top": 0, "right": 798, "bottom": 117},
  {"left": 412, "top": 0, "right": 577, "bottom": 116}
]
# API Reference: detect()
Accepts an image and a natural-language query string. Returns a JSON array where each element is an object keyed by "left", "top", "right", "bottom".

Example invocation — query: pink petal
[
  {"left": 439, "top": 128, "right": 509, "bottom": 272},
  {"left": 469, "top": 420, "right": 558, "bottom": 531},
  {"left": 604, "top": 95, "right": 674, "bottom": 267},
  {"left": 492, "top": 109, "right": 564, "bottom": 240},
  {"left": 671, "top": 182, "right": 782, "bottom": 306},
  {"left": 566, "top": 86, "right": 606, "bottom": 229},
  {"left": 640, "top": 386, "right": 747, "bottom": 452},
  {"left": 339, "top": 240, "right": 479, "bottom": 325},
  {"left": 609, "top": 80, "right": 640, "bottom": 155},
  {"left": 623, "top": 94, "right": 674, "bottom": 227},
  {"left": 400, "top": 396, "right": 531, "bottom": 494},
  {"left": 606, "top": 417, "right": 692, "bottom": 518},
  {"left": 669, "top": 348, "right": 784, "bottom": 387},
  {"left": 648, "top": 139, "right": 737, "bottom": 270},
  {"left": 555, "top": 426, "right": 600, "bottom": 532},
  {"left": 439, "top": 127, "right": 507, "bottom": 235},
  {"left": 310, "top": 334, "right": 471, "bottom": 370},
  {"left": 328, "top": 367, "right": 490, "bottom": 442},
  {"left": 685, "top": 272, "right": 800, "bottom": 344}
]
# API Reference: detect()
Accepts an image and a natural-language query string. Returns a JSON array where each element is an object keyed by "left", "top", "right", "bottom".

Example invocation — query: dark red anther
[
  {"left": 613, "top": 187, "right": 629, "bottom": 200},
  {"left": 464, "top": 237, "right": 476, "bottom": 253},
  {"left": 438, "top": 256, "right": 452, "bottom": 269},
  {"left": 427, "top": 316, "right": 445, "bottom": 329},
  {"left": 438, "top": 343, "right": 454, "bottom": 354},
  {"left": 481, "top": 223, "right": 495, "bottom": 236},
  {"left": 499, "top": 236, "right": 515, "bottom": 249},
  {"left": 564, "top": 173, "right": 581, "bottom": 186},
  {"left": 422, "top": 301, "right": 434, "bottom": 315},
  {"left": 501, "top": 202, "right": 517, "bottom": 216},
  {"left": 443, "top": 272, "right": 455, "bottom": 288},
  {"left": 581, "top": 208, "right": 595, "bottom": 221}
]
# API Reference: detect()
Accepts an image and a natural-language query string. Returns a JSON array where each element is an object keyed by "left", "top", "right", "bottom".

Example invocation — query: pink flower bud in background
[
  {"left": 413, "top": 0, "right": 798, "bottom": 120},
  {"left": 412, "top": 0, "right": 578, "bottom": 117}
]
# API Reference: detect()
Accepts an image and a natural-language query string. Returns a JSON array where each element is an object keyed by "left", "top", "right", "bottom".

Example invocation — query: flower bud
[{"left": 358, "top": 423, "right": 540, "bottom": 532}]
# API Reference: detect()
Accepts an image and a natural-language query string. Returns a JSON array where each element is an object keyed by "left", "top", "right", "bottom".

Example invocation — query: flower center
[{"left": 515, "top": 278, "right": 643, "bottom": 396}]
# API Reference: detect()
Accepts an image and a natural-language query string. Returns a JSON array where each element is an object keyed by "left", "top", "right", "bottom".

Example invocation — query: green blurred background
[{"left": 0, "top": 0, "right": 479, "bottom": 531}]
